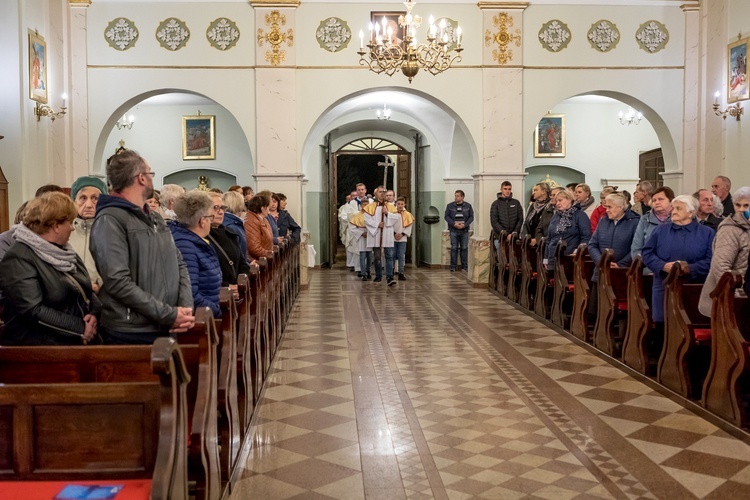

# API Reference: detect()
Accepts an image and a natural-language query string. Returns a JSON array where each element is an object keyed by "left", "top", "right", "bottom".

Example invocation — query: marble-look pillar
[
  {"left": 470, "top": 2, "right": 528, "bottom": 287},
  {"left": 67, "top": 0, "right": 91, "bottom": 178},
  {"left": 681, "top": 3, "right": 700, "bottom": 192}
]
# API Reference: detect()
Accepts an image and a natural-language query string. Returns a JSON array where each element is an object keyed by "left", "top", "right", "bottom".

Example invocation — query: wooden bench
[
  {"left": 657, "top": 263, "right": 712, "bottom": 399},
  {"left": 534, "top": 237, "right": 555, "bottom": 319},
  {"left": 0, "top": 338, "right": 190, "bottom": 500},
  {"left": 593, "top": 249, "right": 630, "bottom": 357},
  {"left": 496, "top": 230, "right": 510, "bottom": 295},
  {"left": 506, "top": 233, "right": 522, "bottom": 302},
  {"left": 215, "top": 289, "right": 240, "bottom": 488},
  {"left": 519, "top": 235, "right": 539, "bottom": 311},
  {"left": 256, "top": 257, "right": 273, "bottom": 381},
  {"left": 489, "top": 230, "right": 500, "bottom": 291},
  {"left": 702, "top": 272, "right": 750, "bottom": 428},
  {"left": 550, "top": 240, "right": 575, "bottom": 329},
  {"left": 570, "top": 245, "right": 595, "bottom": 342},
  {"left": 621, "top": 257, "right": 656, "bottom": 375}
]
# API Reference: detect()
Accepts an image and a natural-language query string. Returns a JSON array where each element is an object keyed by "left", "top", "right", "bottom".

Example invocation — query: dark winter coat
[
  {"left": 587, "top": 210, "right": 641, "bottom": 281},
  {"left": 0, "top": 241, "right": 100, "bottom": 345},
  {"left": 490, "top": 195, "right": 523, "bottom": 235},
  {"left": 223, "top": 212, "right": 248, "bottom": 258},
  {"left": 522, "top": 201, "right": 555, "bottom": 241},
  {"left": 642, "top": 219, "right": 714, "bottom": 323},
  {"left": 277, "top": 210, "right": 301, "bottom": 242},
  {"left": 209, "top": 225, "right": 250, "bottom": 286},
  {"left": 90, "top": 194, "right": 193, "bottom": 339},
  {"left": 445, "top": 201, "right": 474, "bottom": 232},
  {"left": 544, "top": 209, "right": 591, "bottom": 268},
  {"left": 170, "top": 224, "right": 222, "bottom": 318}
]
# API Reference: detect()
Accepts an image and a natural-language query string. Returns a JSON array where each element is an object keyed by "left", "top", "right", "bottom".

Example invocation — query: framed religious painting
[
  {"left": 370, "top": 11, "right": 406, "bottom": 46},
  {"left": 182, "top": 115, "right": 215, "bottom": 160},
  {"left": 727, "top": 37, "right": 749, "bottom": 104},
  {"left": 28, "top": 30, "right": 48, "bottom": 104},
  {"left": 534, "top": 114, "right": 566, "bottom": 158}
]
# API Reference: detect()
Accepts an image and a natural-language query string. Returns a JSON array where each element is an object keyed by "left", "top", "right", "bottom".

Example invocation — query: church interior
[{"left": 1, "top": 0, "right": 750, "bottom": 498}]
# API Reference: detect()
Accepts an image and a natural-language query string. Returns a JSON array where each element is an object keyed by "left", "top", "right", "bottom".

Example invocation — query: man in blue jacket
[{"left": 445, "top": 190, "right": 474, "bottom": 272}]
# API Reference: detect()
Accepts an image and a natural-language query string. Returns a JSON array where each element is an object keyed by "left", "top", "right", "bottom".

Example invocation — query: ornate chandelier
[
  {"left": 618, "top": 108, "right": 642, "bottom": 126},
  {"left": 357, "top": 0, "right": 463, "bottom": 84}
]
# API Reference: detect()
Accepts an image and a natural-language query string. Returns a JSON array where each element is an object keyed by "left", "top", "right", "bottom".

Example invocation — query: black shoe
[
  {"left": 373, "top": 276, "right": 382, "bottom": 282},
  {"left": 348, "top": 266, "right": 354, "bottom": 272},
  {"left": 388, "top": 278, "right": 397, "bottom": 286},
  {"left": 361, "top": 274, "right": 369, "bottom": 281},
  {"left": 398, "top": 274, "right": 406, "bottom": 281},
  {"left": 449, "top": 269, "right": 456, "bottom": 272},
  {"left": 357, "top": 271, "right": 362, "bottom": 277}
]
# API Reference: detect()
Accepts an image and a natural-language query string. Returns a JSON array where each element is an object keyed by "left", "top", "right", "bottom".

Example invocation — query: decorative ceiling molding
[
  {"left": 105, "top": 17, "right": 139, "bottom": 51},
  {"left": 587, "top": 20, "right": 620, "bottom": 52},
  {"left": 478, "top": 2, "right": 529, "bottom": 10},
  {"left": 156, "top": 18, "right": 190, "bottom": 51},
  {"left": 207, "top": 18, "right": 240, "bottom": 51},
  {"left": 250, "top": 0, "right": 300, "bottom": 7},
  {"left": 538, "top": 19, "right": 571, "bottom": 52},
  {"left": 316, "top": 17, "right": 351, "bottom": 53},
  {"left": 636, "top": 20, "right": 669, "bottom": 53}
]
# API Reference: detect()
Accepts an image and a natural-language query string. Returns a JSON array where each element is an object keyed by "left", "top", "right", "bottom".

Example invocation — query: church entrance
[{"left": 329, "top": 138, "right": 412, "bottom": 267}]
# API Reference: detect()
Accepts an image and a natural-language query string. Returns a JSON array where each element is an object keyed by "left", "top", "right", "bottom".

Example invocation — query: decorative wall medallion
[
  {"left": 104, "top": 18, "right": 139, "bottom": 51},
  {"left": 156, "top": 18, "right": 190, "bottom": 51},
  {"left": 538, "top": 19, "right": 571, "bottom": 52},
  {"left": 434, "top": 17, "right": 460, "bottom": 52},
  {"left": 315, "top": 17, "right": 351, "bottom": 53},
  {"left": 587, "top": 20, "right": 620, "bottom": 52},
  {"left": 636, "top": 20, "right": 669, "bottom": 53},
  {"left": 257, "top": 11, "right": 294, "bottom": 66},
  {"left": 207, "top": 18, "right": 240, "bottom": 51},
  {"left": 484, "top": 12, "right": 522, "bottom": 64}
]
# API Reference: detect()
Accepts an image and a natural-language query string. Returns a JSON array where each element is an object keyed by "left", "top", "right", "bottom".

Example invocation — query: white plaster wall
[
  {"left": 725, "top": 0, "right": 750, "bottom": 187},
  {"left": 101, "top": 103, "right": 254, "bottom": 187},
  {"left": 525, "top": 99, "right": 660, "bottom": 200}
]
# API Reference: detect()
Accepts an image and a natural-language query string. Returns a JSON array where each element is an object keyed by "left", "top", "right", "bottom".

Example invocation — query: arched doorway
[{"left": 331, "top": 137, "right": 412, "bottom": 267}]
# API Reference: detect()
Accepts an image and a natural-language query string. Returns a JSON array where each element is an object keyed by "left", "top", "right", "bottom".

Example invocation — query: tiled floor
[{"left": 230, "top": 268, "right": 750, "bottom": 499}]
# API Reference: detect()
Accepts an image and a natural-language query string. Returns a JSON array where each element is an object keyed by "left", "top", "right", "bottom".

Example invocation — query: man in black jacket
[
  {"left": 90, "top": 150, "right": 194, "bottom": 344},
  {"left": 490, "top": 181, "right": 523, "bottom": 242}
]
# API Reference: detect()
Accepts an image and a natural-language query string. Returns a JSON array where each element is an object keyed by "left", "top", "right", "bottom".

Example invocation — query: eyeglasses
[
  {"left": 212, "top": 205, "right": 228, "bottom": 212},
  {"left": 134, "top": 171, "right": 156, "bottom": 178},
  {"left": 201, "top": 215, "right": 214, "bottom": 221}
]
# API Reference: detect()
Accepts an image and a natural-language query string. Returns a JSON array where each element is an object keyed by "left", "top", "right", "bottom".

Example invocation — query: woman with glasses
[
  {"left": 170, "top": 191, "right": 222, "bottom": 318},
  {"left": 244, "top": 193, "right": 274, "bottom": 261},
  {"left": 207, "top": 192, "right": 250, "bottom": 287},
  {"left": 0, "top": 192, "right": 101, "bottom": 345}
]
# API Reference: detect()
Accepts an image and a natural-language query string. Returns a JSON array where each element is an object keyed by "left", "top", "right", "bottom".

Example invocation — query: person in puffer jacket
[
  {"left": 587, "top": 192, "right": 641, "bottom": 282},
  {"left": 490, "top": 181, "right": 523, "bottom": 240},
  {"left": 170, "top": 191, "right": 223, "bottom": 318}
]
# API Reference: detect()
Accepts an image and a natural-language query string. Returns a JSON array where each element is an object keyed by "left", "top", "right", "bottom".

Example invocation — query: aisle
[{"left": 230, "top": 268, "right": 750, "bottom": 499}]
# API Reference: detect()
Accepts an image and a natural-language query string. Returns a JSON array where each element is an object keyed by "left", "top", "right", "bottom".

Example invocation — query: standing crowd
[{"left": 0, "top": 150, "right": 300, "bottom": 346}]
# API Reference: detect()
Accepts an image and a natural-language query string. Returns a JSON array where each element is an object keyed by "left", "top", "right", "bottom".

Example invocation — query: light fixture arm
[{"left": 34, "top": 102, "right": 67, "bottom": 122}]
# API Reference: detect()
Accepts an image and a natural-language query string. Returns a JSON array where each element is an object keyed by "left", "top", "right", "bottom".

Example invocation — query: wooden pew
[
  {"left": 702, "top": 272, "right": 750, "bottom": 428},
  {"left": 519, "top": 235, "right": 539, "bottom": 311},
  {"left": 489, "top": 230, "right": 500, "bottom": 291},
  {"left": 496, "top": 230, "right": 510, "bottom": 295},
  {"left": 0, "top": 338, "right": 190, "bottom": 500},
  {"left": 622, "top": 257, "right": 656, "bottom": 375},
  {"left": 215, "top": 289, "right": 240, "bottom": 487},
  {"left": 534, "top": 237, "right": 554, "bottom": 319},
  {"left": 248, "top": 263, "right": 265, "bottom": 405},
  {"left": 506, "top": 233, "right": 522, "bottom": 302},
  {"left": 570, "top": 245, "right": 595, "bottom": 342},
  {"left": 657, "top": 263, "right": 712, "bottom": 399},
  {"left": 235, "top": 273, "right": 254, "bottom": 431},
  {"left": 256, "top": 257, "right": 272, "bottom": 380},
  {"left": 593, "top": 249, "right": 630, "bottom": 357},
  {"left": 551, "top": 240, "right": 575, "bottom": 329}
]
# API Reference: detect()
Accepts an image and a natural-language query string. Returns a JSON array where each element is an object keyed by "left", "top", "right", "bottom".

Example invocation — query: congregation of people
[
  {"left": 490, "top": 174, "right": 750, "bottom": 338},
  {"left": 0, "top": 149, "right": 300, "bottom": 346}
]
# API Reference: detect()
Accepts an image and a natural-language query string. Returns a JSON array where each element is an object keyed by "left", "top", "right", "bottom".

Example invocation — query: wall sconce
[
  {"left": 713, "top": 91, "right": 743, "bottom": 121},
  {"left": 618, "top": 108, "right": 642, "bottom": 126},
  {"left": 116, "top": 114, "right": 135, "bottom": 130},
  {"left": 35, "top": 93, "right": 67, "bottom": 122},
  {"left": 376, "top": 103, "right": 392, "bottom": 120}
]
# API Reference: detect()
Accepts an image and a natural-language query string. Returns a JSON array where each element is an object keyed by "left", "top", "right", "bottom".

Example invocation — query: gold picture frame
[
  {"left": 534, "top": 114, "right": 566, "bottom": 158},
  {"left": 28, "top": 30, "right": 48, "bottom": 104},
  {"left": 727, "top": 37, "right": 749, "bottom": 104},
  {"left": 370, "top": 11, "right": 406, "bottom": 45},
  {"left": 182, "top": 115, "right": 215, "bottom": 160}
]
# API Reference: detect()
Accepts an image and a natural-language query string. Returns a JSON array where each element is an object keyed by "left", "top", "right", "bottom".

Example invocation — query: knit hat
[{"left": 70, "top": 175, "right": 108, "bottom": 200}]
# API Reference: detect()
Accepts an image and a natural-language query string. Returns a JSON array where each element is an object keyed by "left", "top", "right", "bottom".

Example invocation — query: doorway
[{"left": 328, "top": 138, "right": 412, "bottom": 267}]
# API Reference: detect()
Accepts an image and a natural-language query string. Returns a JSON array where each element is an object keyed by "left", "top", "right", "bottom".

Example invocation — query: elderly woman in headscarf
[
  {"left": 698, "top": 186, "right": 750, "bottom": 316},
  {"left": 544, "top": 189, "right": 591, "bottom": 269},
  {"left": 0, "top": 192, "right": 100, "bottom": 345},
  {"left": 642, "top": 194, "right": 714, "bottom": 327}
]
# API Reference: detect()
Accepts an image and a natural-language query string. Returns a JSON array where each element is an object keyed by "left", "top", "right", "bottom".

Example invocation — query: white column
[
  {"left": 67, "top": 0, "right": 91, "bottom": 177},
  {"left": 681, "top": 3, "right": 700, "bottom": 193}
]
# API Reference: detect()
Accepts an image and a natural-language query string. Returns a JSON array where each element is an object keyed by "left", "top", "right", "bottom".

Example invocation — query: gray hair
[
  {"left": 672, "top": 194, "right": 699, "bottom": 215},
  {"left": 605, "top": 192, "right": 628, "bottom": 209},
  {"left": 222, "top": 190, "right": 245, "bottom": 214},
  {"left": 174, "top": 190, "right": 212, "bottom": 228},
  {"left": 160, "top": 184, "right": 185, "bottom": 209},
  {"left": 637, "top": 181, "right": 654, "bottom": 196},
  {"left": 734, "top": 186, "right": 750, "bottom": 204},
  {"left": 106, "top": 150, "right": 146, "bottom": 192},
  {"left": 711, "top": 194, "right": 724, "bottom": 217}
]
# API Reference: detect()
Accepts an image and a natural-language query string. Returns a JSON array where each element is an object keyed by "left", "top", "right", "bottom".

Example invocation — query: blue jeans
[
  {"left": 394, "top": 241, "right": 407, "bottom": 274},
  {"left": 359, "top": 250, "right": 372, "bottom": 277},
  {"left": 450, "top": 231, "right": 469, "bottom": 271},
  {"left": 373, "top": 247, "right": 395, "bottom": 280}
]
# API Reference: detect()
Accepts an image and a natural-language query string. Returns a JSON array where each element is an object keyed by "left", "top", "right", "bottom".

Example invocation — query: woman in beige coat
[{"left": 698, "top": 186, "right": 750, "bottom": 317}]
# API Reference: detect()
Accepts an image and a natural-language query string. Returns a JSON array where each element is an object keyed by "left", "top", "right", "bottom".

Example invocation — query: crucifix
[
  {"left": 376, "top": 155, "right": 394, "bottom": 248},
  {"left": 377, "top": 155, "right": 393, "bottom": 190}
]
